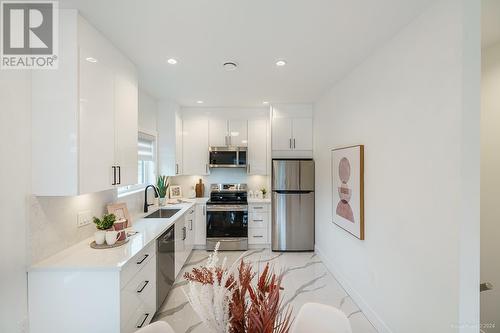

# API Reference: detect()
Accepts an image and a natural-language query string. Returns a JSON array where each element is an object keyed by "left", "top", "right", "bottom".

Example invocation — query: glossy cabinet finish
[
  {"left": 271, "top": 105, "right": 313, "bottom": 157},
  {"left": 194, "top": 203, "right": 207, "bottom": 246},
  {"left": 31, "top": 12, "right": 138, "bottom": 195},
  {"left": 182, "top": 114, "right": 210, "bottom": 175},
  {"left": 79, "top": 47, "right": 116, "bottom": 194},
  {"left": 248, "top": 202, "right": 271, "bottom": 245},
  {"left": 247, "top": 118, "right": 268, "bottom": 175}
]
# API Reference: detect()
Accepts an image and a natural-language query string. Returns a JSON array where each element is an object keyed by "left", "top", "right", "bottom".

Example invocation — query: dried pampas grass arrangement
[{"left": 184, "top": 243, "right": 293, "bottom": 333}]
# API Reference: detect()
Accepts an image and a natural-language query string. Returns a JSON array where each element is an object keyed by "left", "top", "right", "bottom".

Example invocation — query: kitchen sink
[{"left": 144, "top": 208, "right": 180, "bottom": 219}]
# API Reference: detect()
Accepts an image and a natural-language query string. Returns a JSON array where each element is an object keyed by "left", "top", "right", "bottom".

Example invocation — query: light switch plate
[{"left": 77, "top": 210, "right": 92, "bottom": 228}]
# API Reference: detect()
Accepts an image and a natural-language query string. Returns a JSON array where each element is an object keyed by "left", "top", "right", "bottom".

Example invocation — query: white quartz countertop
[{"left": 30, "top": 201, "right": 196, "bottom": 272}]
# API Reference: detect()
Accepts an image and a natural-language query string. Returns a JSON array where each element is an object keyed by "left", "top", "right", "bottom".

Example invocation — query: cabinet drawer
[
  {"left": 249, "top": 212, "right": 268, "bottom": 229},
  {"left": 121, "top": 253, "right": 156, "bottom": 323},
  {"left": 249, "top": 204, "right": 269, "bottom": 213},
  {"left": 120, "top": 242, "right": 155, "bottom": 289},
  {"left": 248, "top": 228, "right": 268, "bottom": 244},
  {"left": 121, "top": 302, "right": 155, "bottom": 333}
]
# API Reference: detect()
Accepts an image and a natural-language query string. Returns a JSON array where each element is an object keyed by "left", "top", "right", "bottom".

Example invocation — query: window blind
[{"left": 138, "top": 132, "right": 155, "bottom": 161}]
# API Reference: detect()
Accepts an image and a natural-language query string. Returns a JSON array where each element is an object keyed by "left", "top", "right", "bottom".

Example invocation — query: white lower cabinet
[
  {"left": 121, "top": 251, "right": 156, "bottom": 332},
  {"left": 248, "top": 203, "right": 271, "bottom": 245},
  {"left": 194, "top": 203, "right": 207, "bottom": 246},
  {"left": 28, "top": 242, "right": 156, "bottom": 333}
]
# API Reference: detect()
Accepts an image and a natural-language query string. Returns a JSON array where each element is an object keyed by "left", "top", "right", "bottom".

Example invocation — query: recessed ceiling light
[
  {"left": 167, "top": 58, "right": 178, "bottom": 65},
  {"left": 223, "top": 61, "right": 238, "bottom": 71},
  {"left": 196, "top": 100, "right": 204, "bottom": 104},
  {"left": 263, "top": 101, "right": 269, "bottom": 105},
  {"left": 85, "top": 57, "right": 97, "bottom": 63},
  {"left": 276, "top": 60, "right": 287, "bottom": 67}
]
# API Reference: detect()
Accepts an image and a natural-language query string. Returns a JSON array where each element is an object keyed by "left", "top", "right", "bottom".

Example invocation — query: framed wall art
[
  {"left": 331, "top": 145, "right": 364, "bottom": 240},
  {"left": 169, "top": 185, "right": 182, "bottom": 199}
]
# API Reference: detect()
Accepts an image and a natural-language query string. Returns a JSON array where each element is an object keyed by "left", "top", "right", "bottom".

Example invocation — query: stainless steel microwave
[{"left": 209, "top": 147, "right": 247, "bottom": 168}]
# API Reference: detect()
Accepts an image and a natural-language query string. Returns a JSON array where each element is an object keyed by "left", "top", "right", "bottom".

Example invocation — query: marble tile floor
[{"left": 154, "top": 249, "right": 377, "bottom": 333}]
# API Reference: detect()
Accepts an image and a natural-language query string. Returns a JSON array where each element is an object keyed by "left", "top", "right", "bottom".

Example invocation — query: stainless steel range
[{"left": 206, "top": 184, "right": 248, "bottom": 251}]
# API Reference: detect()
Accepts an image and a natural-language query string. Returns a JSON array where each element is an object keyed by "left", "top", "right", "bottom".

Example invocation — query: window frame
[{"left": 117, "top": 128, "right": 158, "bottom": 198}]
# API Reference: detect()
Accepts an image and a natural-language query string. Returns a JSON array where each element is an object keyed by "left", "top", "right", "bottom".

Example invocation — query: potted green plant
[
  {"left": 157, "top": 175, "right": 170, "bottom": 206},
  {"left": 92, "top": 213, "right": 116, "bottom": 245},
  {"left": 260, "top": 186, "right": 267, "bottom": 199}
]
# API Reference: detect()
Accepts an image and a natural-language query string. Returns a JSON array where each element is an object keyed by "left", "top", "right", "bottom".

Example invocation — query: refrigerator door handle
[{"left": 274, "top": 190, "right": 313, "bottom": 194}]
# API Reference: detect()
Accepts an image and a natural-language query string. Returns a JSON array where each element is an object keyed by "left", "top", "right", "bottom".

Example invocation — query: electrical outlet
[{"left": 77, "top": 210, "right": 92, "bottom": 227}]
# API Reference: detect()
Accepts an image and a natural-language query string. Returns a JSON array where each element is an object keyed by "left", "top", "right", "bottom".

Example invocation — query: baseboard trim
[{"left": 315, "top": 245, "right": 392, "bottom": 333}]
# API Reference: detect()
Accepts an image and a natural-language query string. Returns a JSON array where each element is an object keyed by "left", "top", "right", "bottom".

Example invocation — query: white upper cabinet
[
  {"left": 271, "top": 117, "right": 293, "bottom": 151},
  {"left": 291, "top": 117, "right": 313, "bottom": 150},
  {"left": 208, "top": 118, "right": 248, "bottom": 147},
  {"left": 175, "top": 111, "right": 183, "bottom": 175},
  {"left": 228, "top": 119, "right": 248, "bottom": 147},
  {"left": 248, "top": 118, "right": 268, "bottom": 175},
  {"left": 272, "top": 104, "right": 313, "bottom": 157},
  {"left": 182, "top": 113, "right": 210, "bottom": 175},
  {"left": 208, "top": 118, "right": 228, "bottom": 146},
  {"left": 31, "top": 11, "right": 138, "bottom": 196},
  {"left": 78, "top": 47, "right": 116, "bottom": 194},
  {"left": 158, "top": 102, "right": 182, "bottom": 176},
  {"left": 114, "top": 62, "right": 139, "bottom": 187}
]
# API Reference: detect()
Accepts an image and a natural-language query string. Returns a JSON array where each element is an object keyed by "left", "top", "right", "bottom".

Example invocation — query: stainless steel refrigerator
[{"left": 272, "top": 159, "right": 315, "bottom": 251}]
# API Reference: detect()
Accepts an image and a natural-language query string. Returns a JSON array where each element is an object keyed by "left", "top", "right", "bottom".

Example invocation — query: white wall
[
  {"left": 171, "top": 170, "right": 269, "bottom": 198},
  {"left": 0, "top": 71, "right": 32, "bottom": 333},
  {"left": 480, "top": 42, "right": 500, "bottom": 332},
  {"left": 313, "top": 0, "right": 479, "bottom": 332}
]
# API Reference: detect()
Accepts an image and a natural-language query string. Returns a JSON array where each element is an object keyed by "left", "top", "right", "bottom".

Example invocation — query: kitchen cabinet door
[
  {"left": 208, "top": 118, "right": 228, "bottom": 147},
  {"left": 247, "top": 119, "right": 267, "bottom": 175},
  {"left": 174, "top": 217, "right": 186, "bottom": 277},
  {"left": 175, "top": 111, "right": 183, "bottom": 175},
  {"left": 79, "top": 47, "right": 116, "bottom": 194},
  {"left": 194, "top": 204, "right": 207, "bottom": 246},
  {"left": 183, "top": 115, "right": 210, "bottom": 175},
  {"left": 228, "top": 119, "right": 248, "bottom": 147},
  {"left": 272, "top": 117, "right": 293, "bottom": 151},
  {"left": 114, "top": 64, "right": 138, "bottom": 187},
  {"left": 185, "top": 207, "right": 195, "bottom": 254},
  {"left": 292, "top": 117, "right": 313, "bottom": 150}
]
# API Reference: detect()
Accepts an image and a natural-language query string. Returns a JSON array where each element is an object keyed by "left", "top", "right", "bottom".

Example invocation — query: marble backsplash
[{"left": 29, "top": 189, "right": 150, "bottom": 265}]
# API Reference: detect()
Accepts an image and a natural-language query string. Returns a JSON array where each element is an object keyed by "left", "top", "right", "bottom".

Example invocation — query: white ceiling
[
  {"left": 482, "top": 0, "right": 500, "bottom": 49},
  {"left": 61, "top": 0, "right": 435, "bottom": 107}
]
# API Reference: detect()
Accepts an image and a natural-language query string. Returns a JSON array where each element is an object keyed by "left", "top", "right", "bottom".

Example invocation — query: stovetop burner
[{"left": 208, "top": 183, "right": 247, "bottom": 205}]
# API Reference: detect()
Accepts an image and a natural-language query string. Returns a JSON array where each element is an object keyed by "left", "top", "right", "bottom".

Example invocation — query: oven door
[{"left": 206, "top": 204, "right": 248, "bottom": 238}]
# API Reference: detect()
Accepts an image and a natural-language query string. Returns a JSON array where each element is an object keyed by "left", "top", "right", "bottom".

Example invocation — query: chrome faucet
[{"left": 144, "top": 185, "right": 160, "bottom": 213}]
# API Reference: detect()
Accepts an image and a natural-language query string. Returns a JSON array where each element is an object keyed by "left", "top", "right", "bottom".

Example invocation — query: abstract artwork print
[{"left": 331, "top": 145, "right": 364, "bottom": 240}]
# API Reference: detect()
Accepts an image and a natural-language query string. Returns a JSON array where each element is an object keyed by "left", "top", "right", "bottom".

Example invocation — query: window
[{"left": 117, "top": 131, "right": 157, "bottom": 197}]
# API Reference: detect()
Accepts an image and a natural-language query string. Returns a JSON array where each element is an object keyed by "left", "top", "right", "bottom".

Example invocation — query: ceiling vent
[{"left": 223, "top": 61, "right": 238, "bottom": 71}]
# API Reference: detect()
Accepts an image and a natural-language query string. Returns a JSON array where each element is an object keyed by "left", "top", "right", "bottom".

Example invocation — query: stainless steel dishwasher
[{"left": 157, "top": 225, "right": 175, "bottom": 310}]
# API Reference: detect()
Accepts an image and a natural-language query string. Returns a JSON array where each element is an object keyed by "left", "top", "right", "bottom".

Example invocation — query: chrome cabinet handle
[
  {"left": 182, "top": 227, "right": 186, "bottom": 240},
  {"left": 176, "top": 163, "right": 179, "bottom": 175},
  {"left": 253, "top": 235, "right": 264, "bottom": 238},
  {"left": 117, "top": 166, "right": 121, "bottom": 185},
  {"left": 206, "top": 163, "right": 208, "bottom": 173},
  {"left": 293, "top": 139, "right": 296, "bottom": 149},
  {"left": 253, "top": 219, "right": 264, "bottom": 222},
  {"left": 136, "top": 254, "right": 149, "bottom": 265},
  {"left": 137, "top": 280, "right": 149, "bottom": 293},
  {"left": 203, "top": 205, "right": 206, "bottom": 215},
  {"left": 136, "top": 313, "right": 150, "bottom": 328},
  {"left": 289, "top": 138, "right": 292, "bottom": 149},
  {"left": 190, "top": 219, "right": 193, "bottom": 230},
  {"left": 253, "top": 206, "right": 263, "bottom": 210}
]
